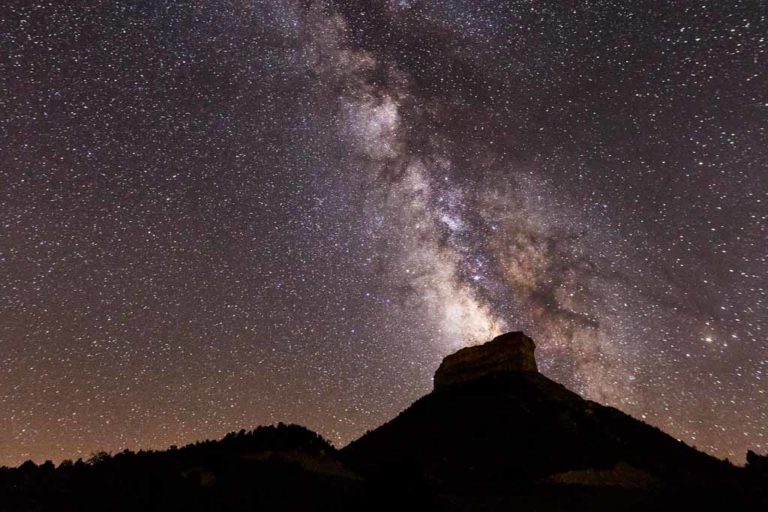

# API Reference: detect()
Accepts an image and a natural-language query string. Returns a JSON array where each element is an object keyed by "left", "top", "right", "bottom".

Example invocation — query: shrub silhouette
[{"left": 746, "top": 450, "right": 768, "bottom": 473}]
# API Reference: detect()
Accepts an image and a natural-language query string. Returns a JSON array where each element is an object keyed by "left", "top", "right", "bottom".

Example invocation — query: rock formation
[
  {"left": 343, "top": 331, "right": 767, "bottom": 510},
  {"left": 433, "top": 331, "right": 537, "bottom": 389}
]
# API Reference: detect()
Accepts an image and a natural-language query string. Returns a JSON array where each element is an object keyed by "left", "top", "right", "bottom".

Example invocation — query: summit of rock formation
[{"left": 433, "top": 331, "right": 537, "bottom": 390}]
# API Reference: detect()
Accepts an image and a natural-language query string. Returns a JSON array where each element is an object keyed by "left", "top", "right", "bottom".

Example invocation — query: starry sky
[{"left": 1, "top": 0, "right": 766, "bottom": 466}]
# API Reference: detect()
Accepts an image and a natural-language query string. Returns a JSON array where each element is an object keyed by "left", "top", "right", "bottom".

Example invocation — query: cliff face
[{"left": 433, "top": 331, "right": 537, "bottom": 390}]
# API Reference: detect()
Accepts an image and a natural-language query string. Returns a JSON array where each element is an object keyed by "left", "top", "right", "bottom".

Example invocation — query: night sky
[{"left": 1, "top": 1, "right": 766, "bottom": 466}]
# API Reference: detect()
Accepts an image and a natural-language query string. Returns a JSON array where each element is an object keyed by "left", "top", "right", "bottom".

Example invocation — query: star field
[{"left": 0, "top": 0, "right": 766, "bottom": 466}]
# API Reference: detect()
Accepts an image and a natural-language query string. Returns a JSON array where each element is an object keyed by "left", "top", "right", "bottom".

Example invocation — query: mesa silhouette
[{"left": 2, "top": 332, "right": 766, "bottom": 511}]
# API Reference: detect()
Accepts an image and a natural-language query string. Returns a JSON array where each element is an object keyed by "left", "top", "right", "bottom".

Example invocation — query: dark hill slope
[
  {"left": 341, "top": 332, "right": 767, "bottom": 510},
  {"left": 0, "top": 424, "right": 362, "bottom": 512}
]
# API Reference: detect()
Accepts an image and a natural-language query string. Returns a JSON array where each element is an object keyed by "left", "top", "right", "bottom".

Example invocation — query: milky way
[{"left": 1, "top": 1, "right": 766, "bottom": 466}]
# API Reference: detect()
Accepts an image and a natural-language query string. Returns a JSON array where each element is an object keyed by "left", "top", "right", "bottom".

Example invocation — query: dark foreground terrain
[{"left": 2, "top": 332, "right": 767, "bottom": 511}]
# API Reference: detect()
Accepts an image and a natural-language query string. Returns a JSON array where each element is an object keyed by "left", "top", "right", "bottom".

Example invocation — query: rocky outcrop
[
  {"left": 547, "top": 462, "right": 657, "bottom": 489},
  {"left": 433, "top": 331, "right": 537, "bottom": 390}
]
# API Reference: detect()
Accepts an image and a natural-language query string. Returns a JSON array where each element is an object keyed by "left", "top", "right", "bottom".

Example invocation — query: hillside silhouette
[{"left": 1, "top": 332, "right": 766, "bottom": 511}]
